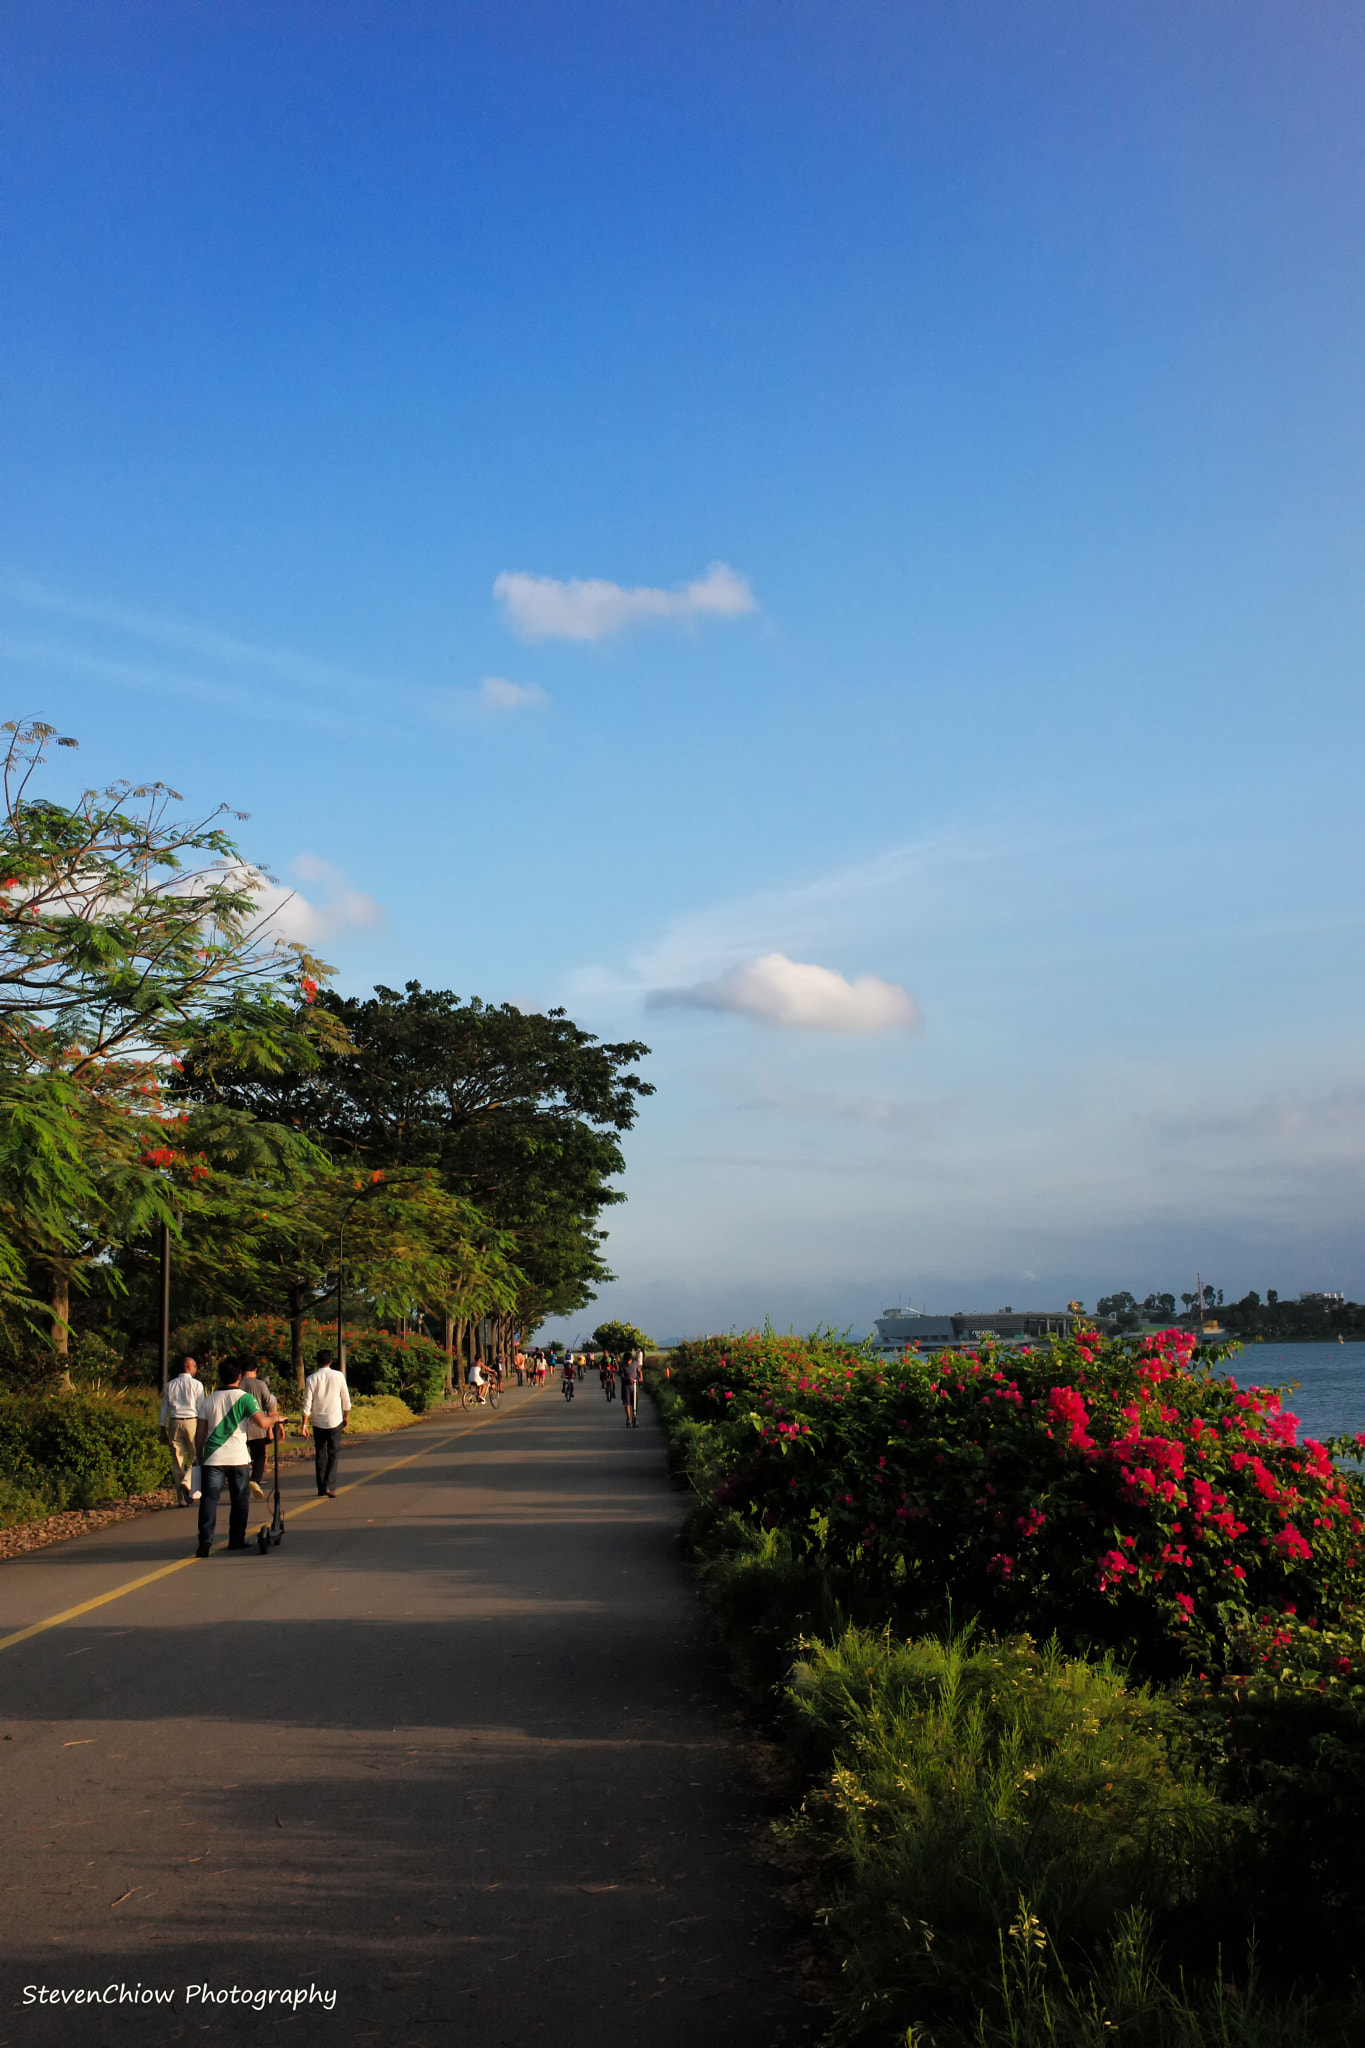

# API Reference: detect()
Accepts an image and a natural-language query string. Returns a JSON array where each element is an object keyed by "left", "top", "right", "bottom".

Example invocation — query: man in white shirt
[
  {"left": 159, "top": 1355, "right": 206, "bottom": 1506},
  {"left": 301, "top": 1350, "right": 351, "bottom": 1497},
  {"left": 193, "top": 1359, "right": 263, "bottom": 1556}
]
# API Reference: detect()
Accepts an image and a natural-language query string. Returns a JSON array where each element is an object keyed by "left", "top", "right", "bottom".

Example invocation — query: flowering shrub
[{"left": 669, "top": 1326, "right": 1365, "bottom": 1683}]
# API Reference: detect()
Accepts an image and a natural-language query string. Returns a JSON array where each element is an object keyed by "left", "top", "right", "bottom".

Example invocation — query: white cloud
[
  {"left": 254, "top": 855, "right": 385, "bottom": 947},
  {"left": 493, "top": 561, "right": 757, "bottom": 641},
  {"left": 477, "top": 675, "right": 549, "bottom": 712},
  {"left": 648, "top": 952, "right": 920, "bottom": 1032}
]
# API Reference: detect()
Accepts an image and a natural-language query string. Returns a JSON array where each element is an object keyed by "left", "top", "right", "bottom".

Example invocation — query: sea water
[{"left": 1222, "top": 1339, "right": 1365, "bottom": 1446}]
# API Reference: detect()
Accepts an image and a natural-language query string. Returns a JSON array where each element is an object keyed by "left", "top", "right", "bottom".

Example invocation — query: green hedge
[
  {"left": 0, "top": 1394, "right": 171, "bottom": 1514},
  {"left": 172, "top": 1316, "right": 450, "bottom": 1413}
]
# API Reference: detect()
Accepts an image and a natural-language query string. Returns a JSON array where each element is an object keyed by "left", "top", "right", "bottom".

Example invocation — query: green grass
[{"left": 783, "top": 1627, "right": 1243, "bottom": 2042}]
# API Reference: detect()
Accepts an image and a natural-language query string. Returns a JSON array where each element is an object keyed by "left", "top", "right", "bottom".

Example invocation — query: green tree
[
  {"left": 0, "top": 719, "right": 325, "bottom": 1074},
  {"left": 145, "top": 1128, "right": 521, "bottom": 1394},
  {"left": 175, "top": 980, "right": 653, "bottom": 1331},
  {"left": 591, "top": 1319, "right": 653, "bottom": 1357},
  {"left": 0, "top": 720, "right": 331, "bottom": 1383}
]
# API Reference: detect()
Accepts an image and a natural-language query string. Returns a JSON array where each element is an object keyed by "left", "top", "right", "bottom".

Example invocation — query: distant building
[{"left": 871, "top": 1304, "right": 1078, "bottom": 1355}]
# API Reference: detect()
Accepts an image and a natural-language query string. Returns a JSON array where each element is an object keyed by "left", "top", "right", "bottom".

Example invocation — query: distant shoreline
[{"left": 1233, "top": 1335, "right": 1365, "bottom": 1346}]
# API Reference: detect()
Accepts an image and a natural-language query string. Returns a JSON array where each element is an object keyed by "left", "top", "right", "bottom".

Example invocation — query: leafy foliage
[
  {"left": 784, "top": 1629, "right": 1242, "bottom": 2042},
  {"left": 171, "top": 1314, "right": 451, "bottom": 1412},
  {"left": 0, "top": 718, "right": 324, "bottom": 1072},
  {"left": 591, "top": 1318, "right": 652, "bottom": 1356},
  {"left": 175, "top": 979, "right": 653, "bottom": 1327},
  {"left": 0, "top": 1392, "right": 169, "bottom": 1508},
  {"left": 0, "top": 718, "right": 333, "bottom": 1370}
]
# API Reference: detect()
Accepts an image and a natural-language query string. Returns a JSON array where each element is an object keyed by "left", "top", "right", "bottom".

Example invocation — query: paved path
[{"left": 0, "top": 1384, "right": 809, "bottom": 2046}]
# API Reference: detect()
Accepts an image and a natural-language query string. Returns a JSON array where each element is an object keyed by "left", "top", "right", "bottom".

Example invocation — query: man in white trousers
[{"left": 159, "top": 1355, "right": 206, "bottom": 1505}]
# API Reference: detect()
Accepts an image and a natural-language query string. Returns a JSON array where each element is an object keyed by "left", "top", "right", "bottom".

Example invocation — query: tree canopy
[
  {"left": 591, "top": 1319, "right": 653, "bottom": 1357},
  {"left": 0, "top": 725, "right": 578, "bottom": 1388},
  {"left": 176, "top": 980, "right": 653, "bottom": 1330}
]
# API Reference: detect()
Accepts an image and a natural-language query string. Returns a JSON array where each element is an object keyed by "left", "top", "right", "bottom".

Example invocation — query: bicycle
[{"left": 461, "top": 1382, "right": 501, "bottom": 1411}]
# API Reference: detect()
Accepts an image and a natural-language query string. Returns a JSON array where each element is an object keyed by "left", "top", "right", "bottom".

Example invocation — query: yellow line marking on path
[{"left": 0, "top": 1400, "right": 527, "bottom": 1657}]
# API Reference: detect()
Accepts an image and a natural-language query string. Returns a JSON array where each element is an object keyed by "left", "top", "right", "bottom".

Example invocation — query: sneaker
[
  {"left": 191, "top": 1490, "right": 202, "bottom": 1502},
  {"left": 195, "top": 1540, "right": 212, "bottom": 1558},
  {"left": 249, "top": 1480, "right": 265, "bottom": 1498},
  {"left": 227, "top": 1540, "right": 249, "bottom": 1551},
  {"left": 326, "top": 1488, "right": 338, "bottom": 1497}
]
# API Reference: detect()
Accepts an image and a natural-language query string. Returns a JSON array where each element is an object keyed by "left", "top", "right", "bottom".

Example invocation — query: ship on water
[{"left": 870, "top": 1303, "right": 1078, "bottom": 1356}]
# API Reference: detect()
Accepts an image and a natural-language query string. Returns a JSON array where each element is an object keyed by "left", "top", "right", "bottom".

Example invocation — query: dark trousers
[
  {"left": 248, "top": 1438, "right": 268, "bottom": 1485},
  {"left": 313, "top": 1425, "right": 342, "bottom": 1494},
  {"left": 198, "top": 1464, "right": 250, "bottom": 1548}
]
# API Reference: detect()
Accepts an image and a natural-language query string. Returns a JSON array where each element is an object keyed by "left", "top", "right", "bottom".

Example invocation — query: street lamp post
[{"left": 158, "top": 1221, "right": 171, "bottom": 1394}]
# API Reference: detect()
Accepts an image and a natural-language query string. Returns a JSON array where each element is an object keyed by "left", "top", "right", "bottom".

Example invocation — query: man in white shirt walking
[
  {"left": 302, "top": 1350, "right": 351, "bottom": 1497},
  {"left": 159, "top": 1355, "right": 206, "bottom": 1505}
]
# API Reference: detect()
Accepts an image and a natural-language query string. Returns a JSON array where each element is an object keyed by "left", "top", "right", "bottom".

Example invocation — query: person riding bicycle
[{"left": 469, "top": 1359, "right": 487, "bottom": 1405}]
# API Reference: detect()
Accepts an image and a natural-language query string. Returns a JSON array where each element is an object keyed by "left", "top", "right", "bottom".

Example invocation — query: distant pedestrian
[
  {"left": 194, "top": 1357, "right": 263, "bottom": 1556},
  {"left": 160, "top": 1354, "right": 206, "bottom": 1506},
  {"left": 241, "top": 1366, "right": 281, "bottom": 1499},
  {"left": 302, "top": 1350, "right": 351, "bottom": 1497},
  {"left": 620, "top": 1347, "right": 644, "bottom": 1428}
]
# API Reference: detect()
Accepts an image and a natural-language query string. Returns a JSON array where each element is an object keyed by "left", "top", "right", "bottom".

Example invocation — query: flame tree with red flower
[{"left": 0, "top": 718, "right": 332, "bottom": 1385}]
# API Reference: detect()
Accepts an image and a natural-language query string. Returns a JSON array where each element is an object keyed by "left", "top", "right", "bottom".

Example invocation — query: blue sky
[{"left": 4, "top": 2, "right": 1365, "bottom": 1338}]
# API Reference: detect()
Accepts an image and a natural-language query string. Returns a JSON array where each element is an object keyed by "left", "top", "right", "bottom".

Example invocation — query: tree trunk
[
  {"left": 51, "top": 1268, "right": 72, "bottom": 1394},
  {"left": 443, "top": 1312, "right": 454, "bottom": 1397},
  {"left": 289, "top": 1282, "right": 306, "bottom": 1400}
]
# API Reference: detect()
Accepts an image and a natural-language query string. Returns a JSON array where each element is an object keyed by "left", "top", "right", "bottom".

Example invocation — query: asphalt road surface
[{"left": 0, "top": 1383, "right": 811, "bottom": 2047}]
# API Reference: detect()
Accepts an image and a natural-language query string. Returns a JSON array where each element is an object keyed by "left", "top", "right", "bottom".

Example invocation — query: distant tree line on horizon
[{"left": 1094, "top": 1286, "right": 1364, "bottom": 1341}]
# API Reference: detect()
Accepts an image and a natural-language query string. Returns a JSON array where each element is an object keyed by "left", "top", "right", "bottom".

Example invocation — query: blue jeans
[{"left": 198, "top": 1463, "right": 250, "bottom": 1547}]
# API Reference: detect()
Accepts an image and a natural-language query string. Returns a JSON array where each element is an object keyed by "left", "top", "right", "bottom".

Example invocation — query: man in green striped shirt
[{"left": 194, "top": 1360, "right": 263, "bottom": 1557}]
